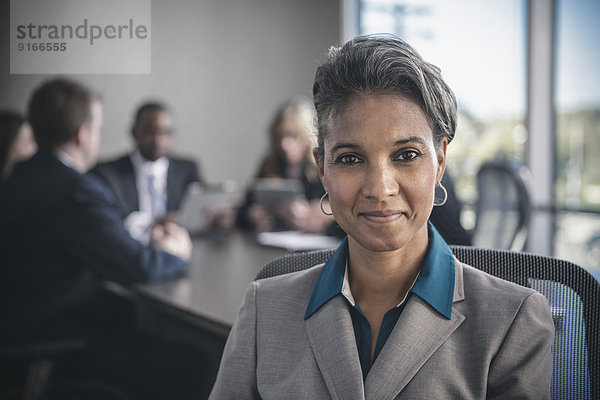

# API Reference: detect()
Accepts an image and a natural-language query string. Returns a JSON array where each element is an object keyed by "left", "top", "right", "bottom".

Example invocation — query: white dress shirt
[
  {"left": 54, "top": 150, "right": 76, "bottom": 169},
  {"left": 131, "top": 150, "right": 169, "bottom": 218},
  {"left": 124, "top": 150, "right": 170, "bottom": 243}
]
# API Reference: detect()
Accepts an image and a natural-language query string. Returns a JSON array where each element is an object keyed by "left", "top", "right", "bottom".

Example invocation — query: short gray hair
[{"left": 312, "top": 34, "right": 457, "bottom": 156}]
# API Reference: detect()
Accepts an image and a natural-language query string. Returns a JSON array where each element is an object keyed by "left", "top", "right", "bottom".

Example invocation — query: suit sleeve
[
  {"left": 90, "top": 160, "right": 137, "bottom": 218},
  {"left": 487, "top": 291, "right": 555, "bottom": 399},
  {"left": 66, "top": 174, "right": 188, "bottom": 283},
  {"left": 188, "top": 160, "right": 202, "bottom": 184},
  {"left": 209, "top": 282, "right": 259, "bottom": 399}
]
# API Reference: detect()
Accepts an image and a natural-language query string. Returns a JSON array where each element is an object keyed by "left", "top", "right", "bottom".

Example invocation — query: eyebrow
[
  {"left": 394, "top": 136, "right": 428, "bottom": 146},
  {"left": 329, "top": 142, "right": 360, "bottom": 153},
  {"left": 329, "top": 136, "right": 428, "bottom": 154}
]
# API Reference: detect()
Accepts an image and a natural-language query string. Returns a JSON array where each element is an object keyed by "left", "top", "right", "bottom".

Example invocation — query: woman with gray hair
[{"left": 210, "top": 35, "right": 554, "bottom": 399}]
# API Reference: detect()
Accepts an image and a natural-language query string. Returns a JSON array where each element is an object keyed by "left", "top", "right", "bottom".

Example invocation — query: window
[
  {"left": 553, "top": 0, "right": 600, "bottom": 270},
  {"left": 358, "top": 0, "right": 527, "bottom": 228}
]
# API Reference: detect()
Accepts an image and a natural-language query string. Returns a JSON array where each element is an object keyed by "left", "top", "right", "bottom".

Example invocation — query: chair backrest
[
  {"left": 473, "top": 160, "right": 532, "bottom": 251},
  {"left": 256, "top": 246, "right": 600, "bottom": 399}
]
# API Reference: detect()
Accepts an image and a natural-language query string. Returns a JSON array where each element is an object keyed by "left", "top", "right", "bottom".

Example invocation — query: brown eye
[
  {"left": 394, "top": 150, "right": 421, "bottom": 161},
  {"left": 337, "top": 154, "right": 362, "bottom": 165}
]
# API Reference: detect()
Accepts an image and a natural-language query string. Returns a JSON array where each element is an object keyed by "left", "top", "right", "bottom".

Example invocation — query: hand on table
[
  {"left": 248, "top": 203, "right": 275, "bottom": 233},
  {"left": 276, "top": 199, "right": 333, "bottom": 233},
  {"left": 206, "top": 207, "right": 236, "bottom": 231},
  {"left": 151, "top": 221, "right": 192, "bottom": 262}
]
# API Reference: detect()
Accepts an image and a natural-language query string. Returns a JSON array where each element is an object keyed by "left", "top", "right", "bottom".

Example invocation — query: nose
[
  {"left": 155, "top": 132, "right": 166, "bottom": 144},
  {"left": 361, "top": 161, "right": 399, "bottom": 200},
  {"left": 151, "top": 130, "right": 170, "bottom": 145}
]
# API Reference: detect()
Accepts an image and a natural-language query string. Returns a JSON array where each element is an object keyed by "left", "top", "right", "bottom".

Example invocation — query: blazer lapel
[
  {"left": 120, "top": 157, "right": 139, "bottom": 214},
  {"left": 364, "top": 260, "right": 466, "bottom": 400},
  {"left": 305, "top": 295, "right": 365, "bottom": 400},
  {"left": 166, "top": 161, "right": 176, "bottom": 211}
]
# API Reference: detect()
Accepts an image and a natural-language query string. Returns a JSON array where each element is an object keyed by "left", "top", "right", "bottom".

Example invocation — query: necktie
[{"left": 148, "top": 173, "right": 166, "bottom": 220}]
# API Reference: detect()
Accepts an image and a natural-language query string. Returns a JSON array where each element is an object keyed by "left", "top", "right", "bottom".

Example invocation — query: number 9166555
[{"left": 18, "top": 42, "right": 67, "bottom": 51}]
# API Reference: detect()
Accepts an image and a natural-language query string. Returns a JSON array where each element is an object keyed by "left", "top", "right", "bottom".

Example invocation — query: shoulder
[
  {"left": 93, "top": 154, "right": 132, "bottom": 176},
  {"left": 168, "top": 156, "right": 197, "bottom": 169},
  {"left": 26, "top": 152, "right": 82, "bottom": 190},
  {"left": 74, "top": 171, "right": 118, "bottom": 206},
  {"left": 168, "top": 156, "right": 200, "bottom": 178},
  {"left": 452, "top": 260, "right": 553, "bottom": 364},
  {"left": 25, "top": 151, "right": 79, "bottom": 178},
  {"left": 456, "top": 259, "right": 551, "bottom": 319},
  {"left": 3, "top": 152, "right": 80, "bottom": 203},
  {"left": 256, "top": 155, "right": 281, "bottom": 178},
  {"left": 92, "top": 155, "right": 133, "bottom": 185},
  {"left": 254, "top": 263, "right": 324, "bottom": 307},
  {"left": 459, "top": 260, "right": 536, "bottom": 297}
]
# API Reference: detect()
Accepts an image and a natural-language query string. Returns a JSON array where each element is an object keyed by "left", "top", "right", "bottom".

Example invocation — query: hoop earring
[
  {"left": 433, "top": 184, "right": 448, "bottom": 207},
  {"left": 320, "top": 192, "right": 333, "bottom": 216}
]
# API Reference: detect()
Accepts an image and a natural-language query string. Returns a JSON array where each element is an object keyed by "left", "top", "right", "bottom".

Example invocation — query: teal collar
[{"left": 305, "top": 222, "right": 455, "bottom": 320}]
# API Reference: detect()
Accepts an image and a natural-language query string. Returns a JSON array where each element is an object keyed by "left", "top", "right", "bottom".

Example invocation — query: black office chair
[
  {"left": 256, "top": 247, "right": 600, "bottom": 400},
  {"left": 0, "top": 334, "right": 129, "bottom": 400},
  {"left": 472, "top": 159, "right": 532, "bottom": 251},
  {"left": 0, "top": 335, "right": 88, "bottom": 400}
]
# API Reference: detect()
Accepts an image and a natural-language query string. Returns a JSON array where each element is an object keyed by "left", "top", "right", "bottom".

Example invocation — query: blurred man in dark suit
[
  {"left": 93, "top": 102, "right": 232, "bottom": 240},
  {"left": 0, "top": 79, "right": 192, "bottom": 339}
]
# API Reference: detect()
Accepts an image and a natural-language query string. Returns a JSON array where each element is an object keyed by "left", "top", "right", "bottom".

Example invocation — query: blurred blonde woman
[{"left": 238, "top": 96, "right": 334, "bottom": 233}]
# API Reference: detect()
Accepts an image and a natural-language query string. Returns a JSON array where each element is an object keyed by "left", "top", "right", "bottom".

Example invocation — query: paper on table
[{"left": 257, "top": 231, "right": 341, "bottom": 251}]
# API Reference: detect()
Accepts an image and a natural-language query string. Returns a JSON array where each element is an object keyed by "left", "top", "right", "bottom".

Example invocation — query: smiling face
[{"left": 315, "top": 93, "right": 447, "bottom": 254}]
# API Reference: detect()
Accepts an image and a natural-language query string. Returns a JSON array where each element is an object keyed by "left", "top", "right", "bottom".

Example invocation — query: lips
[{"left": 359, "top": 210, "right": 404, "bottom": 224}]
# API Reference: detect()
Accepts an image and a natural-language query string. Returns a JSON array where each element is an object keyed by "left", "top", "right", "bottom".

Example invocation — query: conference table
[
  {"left": 134, "top": 231, "right": 311, "bottom": 337},
  {"left": 129, "top": 229, "right": 340, "bottom": 388}
]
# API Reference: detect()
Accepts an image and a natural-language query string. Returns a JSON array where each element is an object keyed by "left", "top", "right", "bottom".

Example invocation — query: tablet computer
[
  {"left": 177, "top": 182, "right": 240, "bottom": 234},
  {"left": 252, "top": 178, "right": 305, "bottom": 209}
]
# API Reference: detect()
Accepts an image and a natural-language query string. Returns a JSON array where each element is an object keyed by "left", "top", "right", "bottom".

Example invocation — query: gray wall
[{"left": 0, "top": 0, "right": 340, "bottom": 185}]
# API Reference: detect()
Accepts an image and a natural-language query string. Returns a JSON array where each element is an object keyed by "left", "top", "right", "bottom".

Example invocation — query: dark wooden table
[{"left": 134, "top": 231, "right": 290, "bottom": 336}]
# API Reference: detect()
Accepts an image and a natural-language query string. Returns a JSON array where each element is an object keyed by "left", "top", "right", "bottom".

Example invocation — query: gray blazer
[{"left": 210, "top": 258, "right": 554, "bottom": 399}]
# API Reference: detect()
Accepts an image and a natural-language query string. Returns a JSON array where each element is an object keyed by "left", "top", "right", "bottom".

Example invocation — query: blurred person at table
[
  {"left": 428, "top": 169, "right": 473, "bottom": 245},
  {"left": 211, "top": 35, "right": 554, "bottom": 399},
  {"left": 0, "top": 79, "right": 191, "bottom": 340},
  {"left": 92, "top": 101, "right": 234, "bottom": 241},
  {"left": 237, "top": 96, "right": 334, "bottom": 234},
  {"left": 0, "top": 110, "right": 37, "bottom": 180}
]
